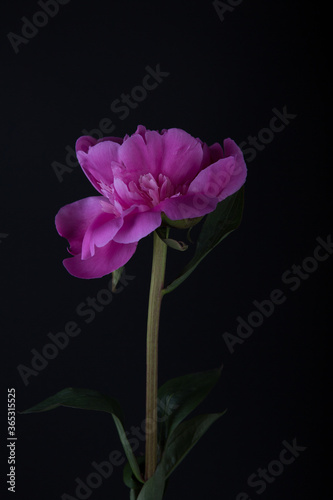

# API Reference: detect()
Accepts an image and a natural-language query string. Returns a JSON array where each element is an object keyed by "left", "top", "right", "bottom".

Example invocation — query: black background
[{"left": 1, "top": 1, "right": 331, "bottom": 499}]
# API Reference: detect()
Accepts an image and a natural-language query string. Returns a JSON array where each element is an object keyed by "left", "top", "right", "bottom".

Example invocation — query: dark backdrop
[{"left": 1, "top": 1, "right": 331, "bottom": 499}]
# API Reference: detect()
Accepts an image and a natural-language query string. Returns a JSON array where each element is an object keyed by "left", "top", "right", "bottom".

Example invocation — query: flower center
[
  {"left": 127, "top": 173, "right": 187, "bottom": 208},
  {"left": 99, "top": 171, "right": 189, "bottom": 212}
]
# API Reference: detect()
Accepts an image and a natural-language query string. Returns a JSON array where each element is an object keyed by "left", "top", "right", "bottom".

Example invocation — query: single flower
[{"left": 55, "top": 125, "right": 247, "bottom": 278}]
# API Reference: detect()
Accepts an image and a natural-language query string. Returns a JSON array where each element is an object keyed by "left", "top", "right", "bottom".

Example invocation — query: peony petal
[
  {"left": 76, "top": 135, "right": 124, "bottom": 153},
  {"left": 63, "top": 240, "right": 137, "bottom": 279},
  {"left": 81, "top": 211, "right": 123, "bottom": 260},
  {"left": 55, "top": 197, "right": 108, "bottom": 255},
  {"left": 217, "top": 139, "right": 247, "bottom": 201},
  {"left": 76, "top": 137, "right": 121, "bottom": 195},
  {"left": 134, "top": 124, "right": 148, "bottom": 139},
  {"left": 158, "top": 193, "right": 218, "bottom": 220},
  {"left": 222, "top": 138, "right": 247, "bottom": 176},
  {"left": 156, "top": 128, "right": 204, "bottom": 185},
  {"left": 187, "top": 157, "right": 235, "bottom": 198},
  {"left": 117, "top": 130, "right": 161, "bottom": 179},
  {"left": 75, "top": 135, "right": 97, "bottom": 154},
  {"left": 113, "top": 177, "right": 142, "bottom": 210},
  {"left": 113, "top": 210, "right": 162, "bottom": 244},
  {"left": 199, "top": 141, "right": 213, "bottom": 170},
  {"left": 118, "top": 127, "right": 204, "bottom": 186},
  {"left": 209, "top": 142, "right": 224, "bottom": 163},
  {"left": 188, "top": 140, "right": 247, "bottom": 203}
]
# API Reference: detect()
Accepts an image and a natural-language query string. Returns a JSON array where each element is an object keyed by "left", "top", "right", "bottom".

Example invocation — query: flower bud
[{"left": 161, "top": 213, "right": 203, "bottom": 229}]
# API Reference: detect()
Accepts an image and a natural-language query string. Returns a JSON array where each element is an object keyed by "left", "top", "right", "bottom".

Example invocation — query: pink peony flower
[{"left": 55, "top": 125, "right": 247, "bottom": 278}]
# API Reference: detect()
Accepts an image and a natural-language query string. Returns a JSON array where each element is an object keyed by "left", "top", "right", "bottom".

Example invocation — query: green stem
[{"left": 145, "top": 229, "right": 168, "bottom": 480}]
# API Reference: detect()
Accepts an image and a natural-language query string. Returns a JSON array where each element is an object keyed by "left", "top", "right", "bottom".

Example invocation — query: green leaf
[
  {"left": 163, "top": 187, "right": 245, "bottom": 294},
  {"left": 21, "top": 388, "right": 144, "bottom": 484},
  {"left": 136, "top": 465, "right": 166, "bottom": 500},
  {"left": 112, "top": 266, "right": 125, "bottom": 292},
  {"left": 136, "top": 411, "right": 225, "bottom": 498},
  {"left": 160, "top": 412, "right": 225, "bottom": 479},
  {"left": 123, "top": 457, "right": 145, "bottom": 490},
  {"left": 20, "top": 387, "right": 123, "bottom": 416},
  {"left": 157, "top": 368, "right": 222, "bottom": 452}
]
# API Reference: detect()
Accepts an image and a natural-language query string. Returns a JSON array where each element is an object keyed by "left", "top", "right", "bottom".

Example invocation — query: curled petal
[
  {"left": 81, "top": 211, "right": 124, "bottom": 260},
  {"left": 76, "top": 138, "right": 121, "bottom": 195},
  {"left": 113, "top": 210, "right": 162, "bottom": 244},
  {"left": 219, "top": 139, "right": 247, "bottom": 200},
  {"left": 188, "top": 140, "right": 247, "bottom": 203},
  {"left": 55, "top": 197, "right": 108, "bottom": 255},
  {"left": 222, "top": 138, "right": 247, "bottom": 174},
  {"left": 63, "top": 240, "right": 137, "bottom": 279},
  {"left": 188, "top": 157, "right": 235, "bottom": 199}
]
